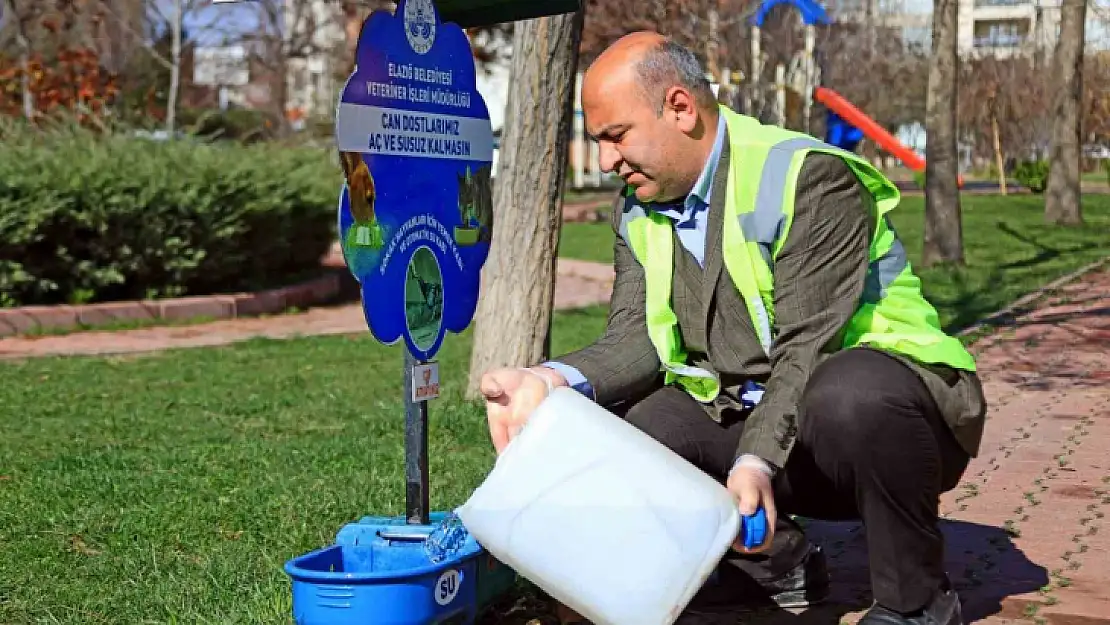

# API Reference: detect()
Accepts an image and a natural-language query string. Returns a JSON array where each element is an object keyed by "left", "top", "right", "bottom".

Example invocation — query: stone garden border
[{"left": 0, "top": 273, "right": 341, "bottom": 338}]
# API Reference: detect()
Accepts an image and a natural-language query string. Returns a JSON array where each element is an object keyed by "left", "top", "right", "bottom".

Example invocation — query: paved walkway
[
  {"left": 0, "top": 258, "right": 614, "bottom": 359},
  {"left": 742, "top": 267, "right": 1110, "bottom": 625}
]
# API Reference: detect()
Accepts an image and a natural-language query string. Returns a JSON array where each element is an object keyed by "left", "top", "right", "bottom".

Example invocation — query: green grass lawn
[
  {"left": 0, "top": 308, "right": 609, "bottom": 624},
  {"left": 2, "top": 193, "right": 1110, "bottom": 623},
  {"left": 1082, "top": 169, "right": 1108, "bottom": 183},
  {"left": 557, "top": 221, "right": 616, "bottom": 264}
]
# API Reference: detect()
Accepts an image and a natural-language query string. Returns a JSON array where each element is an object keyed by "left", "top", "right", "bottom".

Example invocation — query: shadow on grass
[{"left": 930, "top": 222, "right": 1103, "bottom": 334}]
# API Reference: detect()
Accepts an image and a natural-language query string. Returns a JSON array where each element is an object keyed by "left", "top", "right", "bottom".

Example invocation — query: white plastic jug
[{"left": 456, "top": 387, "right": 741, "bottom": 625}]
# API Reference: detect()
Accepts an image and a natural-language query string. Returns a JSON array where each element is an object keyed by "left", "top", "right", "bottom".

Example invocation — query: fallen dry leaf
[{"left": 67, "top": 535, "right": 102, "bottom": 556}]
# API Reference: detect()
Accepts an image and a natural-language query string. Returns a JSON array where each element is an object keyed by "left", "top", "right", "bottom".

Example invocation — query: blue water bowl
[{"left": 285, "top": 514, "right": 515, "bottom": 625}]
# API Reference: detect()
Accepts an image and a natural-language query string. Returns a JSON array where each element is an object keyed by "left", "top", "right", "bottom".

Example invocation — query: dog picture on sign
[{"left": 340, "top": 151, "right": 385, "bottom": 249}]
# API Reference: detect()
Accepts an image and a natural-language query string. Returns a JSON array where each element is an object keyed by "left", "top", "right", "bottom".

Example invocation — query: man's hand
[
  {"left": 726, "top": 463, "right": 778, "bottom": 554},
  {"left": 479, "top": 367, "right": 568, "bottom": 454}
]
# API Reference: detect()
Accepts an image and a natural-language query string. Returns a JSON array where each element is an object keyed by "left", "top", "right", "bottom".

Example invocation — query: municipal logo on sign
[
  {"left": 412, "top": 362, "right": 440, "bottom": 402},
  {"left": 403, "top": 0, "right": 436, "bottom": 55},
  {"left": 434, "top": 568, "right": 460, "bottom": 606}
]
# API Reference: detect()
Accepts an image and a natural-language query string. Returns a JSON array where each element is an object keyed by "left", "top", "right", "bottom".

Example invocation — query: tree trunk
[
  {"left": 17, "top": 34, "right": 33, "bottom": 120},
  {"left": 466, "top": 9, "right": 586, "bottom": 399},
  {"left": 652, "top": 0, "right": 667, "bottom": 27},
  {"left": 706, "top": 6, "right": 720, "bottom": 82},
  {"left": 922, "top": 0, "right": 964, "bottom": 266},
  {"left": 342, "top": 2, "right": 363, "bottom": 76},
  {"left": 11, "top": 0, "right": 35, "bottom": 120},
  {"left": 989, "top": 90, "right": 1007, "bottom": 195},
  {"left": 1044, "top": 0, "right": 1086, "bottom": 226},
  {"left": 166, "top": 0, "right": 182, "bottom": 136},
  {"left": 343, "top": 2, "right": 395, "bottom": 75}
]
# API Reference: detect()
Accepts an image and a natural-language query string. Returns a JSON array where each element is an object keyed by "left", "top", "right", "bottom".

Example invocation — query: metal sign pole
[{"left": 403, "top": 349, "right": 430, "bottom": 526}]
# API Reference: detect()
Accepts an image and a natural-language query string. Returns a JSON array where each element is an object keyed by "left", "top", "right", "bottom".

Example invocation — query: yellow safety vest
[{"left": 620, "top": 105, "right": 977, "bottom": 403}]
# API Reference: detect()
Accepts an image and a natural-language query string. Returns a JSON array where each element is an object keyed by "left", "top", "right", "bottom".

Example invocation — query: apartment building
[
  {"left": 821, "top": 0, "right": 934, "bottom": 48},
  {"left": 283, "top": 0, "right": 347, "bottom": 124},
  {"left": 958, "top": 0, "right": 1061, "bottom": 57},
  {"left": 825, "top": 0, "right": 1066, "bottom": 57}
]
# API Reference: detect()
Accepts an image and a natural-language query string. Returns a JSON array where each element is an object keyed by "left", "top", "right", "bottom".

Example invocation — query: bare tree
[
  {"left": 1, "top": 0, "right": 148, "bottom": 122},
  {"left": 579, "top": 0, "right": 757, "bottom": 68},
  {"left": 234, "top": 0, "right": 346, "bottom": 133},
  {"left": 341, "top": 0, "right": 367, "bottom": 75},
  {"left": 466, "top": 8, "right": 586, "bottom": 398},
  {"left": 138, "top": 0, "right": 230, "bottom": 132},
  {"left": 987, "top": 83, "right": 1006, "bottom": 194},
  {"left": 89, "top": 0, "right": 148, "bottom": 75},
  {"left": 1044, "top": 0, "right": 1087, "bottom": 225},
  {"left": 820, "top": 21, "right": 930, "bottom": 137},
  {"left": 1085, "top": 53, "right": 1110, "bottom": 149},
  {"left": 5, "top": 0, "right": 40, "bottom": 120},
  {"left": 167, "top": 0, "right": 182, "bottom": 133},
  {"left": 957, "top": 57, "right": 1049, "bottom": 183},
  {"left": 922, "top": 0, "right": 963, "bottom": 266}
]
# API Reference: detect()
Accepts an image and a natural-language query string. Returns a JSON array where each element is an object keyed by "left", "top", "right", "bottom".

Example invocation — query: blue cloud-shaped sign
[{"left": 335, "top": 0, "right": 494, "bottom": 361}]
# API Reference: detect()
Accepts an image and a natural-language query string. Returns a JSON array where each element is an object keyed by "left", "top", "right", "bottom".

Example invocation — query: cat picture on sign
[{"left": 454, "top": 164, "right": 493, "bottom": 247}]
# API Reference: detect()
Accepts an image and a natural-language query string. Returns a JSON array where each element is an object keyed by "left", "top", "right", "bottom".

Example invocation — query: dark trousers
[{"left": 615, "top": 347, "right": 970, "bottom": 613}]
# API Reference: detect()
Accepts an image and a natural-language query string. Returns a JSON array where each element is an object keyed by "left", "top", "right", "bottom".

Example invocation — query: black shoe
[
  {"left": 858, "top": 589, "right": 964, "bottom": 625},
  {"left": 749, "top": 543, "right": 830, "bottom": 609},
  {"left": 688, "top": 543, "right": 830, "bottom": 612}
]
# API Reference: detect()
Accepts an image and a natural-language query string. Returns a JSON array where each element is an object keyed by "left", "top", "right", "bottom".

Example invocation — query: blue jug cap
[{"left": 739, "top": 508, "right": 768, "bottom": 550}]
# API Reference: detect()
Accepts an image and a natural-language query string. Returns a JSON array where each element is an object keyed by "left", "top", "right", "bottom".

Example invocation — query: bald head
[
  {"left": 585, "top": 32, "right": 718, "bottom": 118},
  {"left": 580, "top": 32, "right": 721, "bottom": 204}
]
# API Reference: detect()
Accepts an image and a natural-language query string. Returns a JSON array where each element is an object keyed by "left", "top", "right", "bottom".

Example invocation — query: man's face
[{"left": 582, "top": 77, "right": 699, "bottom": 204}]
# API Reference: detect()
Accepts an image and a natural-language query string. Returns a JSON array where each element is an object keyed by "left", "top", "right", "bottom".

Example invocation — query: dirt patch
[{"left": 1053, "top": 484, "right": 1100, "bottom": 499}]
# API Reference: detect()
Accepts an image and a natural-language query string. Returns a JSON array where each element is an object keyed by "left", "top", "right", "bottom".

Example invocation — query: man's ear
[{"left": 663, "top": 86, "right": 698, "bottom": 133}]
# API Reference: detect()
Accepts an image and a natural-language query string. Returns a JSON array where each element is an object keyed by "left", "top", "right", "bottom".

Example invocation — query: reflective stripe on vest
[{"left": 732, "top": 135, "right": 911, "bottom": 306}]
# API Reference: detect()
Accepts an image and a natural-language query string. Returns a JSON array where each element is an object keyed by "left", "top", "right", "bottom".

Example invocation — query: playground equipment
[
  {"left": 814, "top": 88, "right": 964, "bottom": 185},
  {"left": 570, "top": 0, "right": 947, "bottom": 188},
  {"left": 747, "top": 0, "right": 830, "bottom": 134},
  {"left": 815, "top": 86, "right": 924, "bottom": 167},
  {"left": 746, "top": 0, "right": 950, "bottom": 181}
]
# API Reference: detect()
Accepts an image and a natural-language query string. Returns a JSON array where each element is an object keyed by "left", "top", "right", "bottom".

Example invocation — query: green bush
[
  {"left": 1103, "top": 159, "right": 1110, "bottom": 186},
  {"left": 1014, "top": 159, "right": 1050, "bottom": 193},
  {"left": 0, "top": 125, "right": 339, "bottom": 307},
  {"left": 913, "top": 170, "right": 926, "bottom": 189},
  {"left": 177, "top": 107, "right": 283, "bottom": 143}
]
